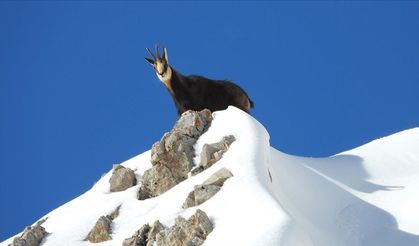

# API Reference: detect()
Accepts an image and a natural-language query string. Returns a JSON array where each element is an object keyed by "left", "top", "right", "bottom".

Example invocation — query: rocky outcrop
[
  {"left": 85, "top": 206, "right": 120, "bottom": 243},
  {"left": 9, "top": 218, "right": 48, "bottom": 246},
  {"left": 123, "top": 220, "right": 165, "bottom": 246},
  {"left": 183, "top": 168, "right": 233, "bottom": 209},
  {"left": 156, "top": 209, "right": 213, "bottom": 246},
  {"left": 85, "top": 216, "right": 112, "bottom": 243},
  {"left": 138, "top": 109, "right": 213, "bottom": 200},
  {"left": 122, "top": 223, "right": 150, "bottom": 246},
  {"left": 124, "top": 210, "right": 212, "bottom": 246},
  {"left": 191, "top": 135, "right": 235, "bottom": 175},
  {"left": 146, "top": 221, "right": 166, "bottom": 246},
  {"left": 109, "top": 165, "right": 137, "bottom": 192}
]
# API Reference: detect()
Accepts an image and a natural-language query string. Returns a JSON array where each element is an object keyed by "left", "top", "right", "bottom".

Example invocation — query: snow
[
  {"left": 2, "top": 106, "right": 419, "bottom": 246},
  {"left": 268, "top": 127, "right": 419, "bottom": 246}
]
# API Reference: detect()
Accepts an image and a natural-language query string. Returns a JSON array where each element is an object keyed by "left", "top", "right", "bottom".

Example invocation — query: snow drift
[{"left": 2, "top": 106, "right": 419, "bottom": 246}]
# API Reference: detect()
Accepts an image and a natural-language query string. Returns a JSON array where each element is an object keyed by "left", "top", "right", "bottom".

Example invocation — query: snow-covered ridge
[{"left": 2, "top": 107, "right": 419, "bottom": 246}]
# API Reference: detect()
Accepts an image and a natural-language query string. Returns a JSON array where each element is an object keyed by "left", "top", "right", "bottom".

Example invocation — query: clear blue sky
[{"left": 1, "top": 2, "right": 418, "bottom": 241}]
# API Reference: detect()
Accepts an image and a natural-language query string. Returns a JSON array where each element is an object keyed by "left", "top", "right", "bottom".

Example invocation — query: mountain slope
[{"left": 2, "top": 107, "right": 419, "bottom": 246}]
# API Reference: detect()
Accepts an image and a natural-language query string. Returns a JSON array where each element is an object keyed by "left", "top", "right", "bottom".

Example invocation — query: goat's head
[{"left": 145, "top": 45, "right": 172, "bottom": 83}]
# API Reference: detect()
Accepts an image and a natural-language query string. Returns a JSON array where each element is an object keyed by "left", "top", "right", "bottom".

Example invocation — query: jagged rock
[
  {"left": 155, "top": 209, "right": 213, "bottom": 246},
  {"left": 191, "top": 135, "right": 235, "bottom": 175},
  {"left": 172, "top": 109, "right": 212, "bottom": 138},
  {"left": 156, "top": 217, "right": 188, "bottom": 246},
  {"left": 109, "top": 205, "right": 121, "bottom": 220},
  {"left": 85, "top": 216, "right": 112, "bottom": 243},
  {"left": 187, "top": 209, "right": 214, "bottom": 241},
  {"left": 125, "top": 210, "right": 213, "bottom": 246},
  {"left": 147, "top": 220, "right": 166, "bottom": 246},
  {"left": 138, "top": 110, "right": 213, "bottom": 200},
  {"left": 183, "top": 168, "right": 233, "bottom": 209},
  {"left": 122, "top": 224, "right": 150, "bottom": 246},
  {"left": 182, "top": 191, "right": 196, "bottom": 209},
  {"left": 109, "top": 164, "right": 137, "bottom": 192},
  {"left": 123, "top": 220, "right": 166, "bottom": 246},
  {"left": 9, "top": 218, "right": 48, "bottom": 246},
  {"left": 201, "top": 135, "right": 235, "bottom": 166},
  {"left": 85, "top": 205, "right": 121, "bottom": 243}
]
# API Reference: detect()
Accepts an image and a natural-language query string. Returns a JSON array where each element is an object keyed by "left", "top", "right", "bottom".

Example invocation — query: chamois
[{"left": 145, "top": 45, "right": 254, "bottom": 115}]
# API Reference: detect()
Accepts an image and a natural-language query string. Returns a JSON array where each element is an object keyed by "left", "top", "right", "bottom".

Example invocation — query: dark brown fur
[{"left": 168, "top": 68, "right": 254, "bottom": 115}]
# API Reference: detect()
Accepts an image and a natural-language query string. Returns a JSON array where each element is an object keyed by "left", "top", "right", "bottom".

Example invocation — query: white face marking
[
  {"left": 156, "top": 63, "right": 172, "bottom": 83},
  {"left": 155, "top": 61, "right": 165, "bottom": 75}
]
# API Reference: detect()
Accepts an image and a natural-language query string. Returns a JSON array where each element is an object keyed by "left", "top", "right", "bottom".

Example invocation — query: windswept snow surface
[{"left": 2, "top": 107, "right": 419, "bottom": 246}]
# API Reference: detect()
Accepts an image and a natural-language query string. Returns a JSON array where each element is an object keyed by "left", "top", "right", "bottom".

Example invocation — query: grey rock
[
  {"left": 182, "top": 191, "right": 196, "bottom": 209},
  {"left": 192, "top": 135, "right": 235, "bottom": 175},
  {"left": 85, "top": 204, "right": 121, "bottom": 243},
  {"left": 123, "top": 220, "right": 166, "bottom": 246},
  {"left": 9, "top": 218, "right": 48, "bottom": 246},
  {"left": 122, "top": 224, "right": 150, "bottom": 246},
  {"left": 109, "top": 165, "right": 137, "bottom": 192},
  {"left": 194, "top": 185, "right": 221, "bottom": 206},
  {"left": 188, "top": 209, "right": 213, "bottom": 240},
  {"left": 155, "top": 224, "right": 186, "bottom": 246},
  {"left": 199, "top": 144, "right": 219, "bottom": 169},
  {"left": 183, "top": 168, "right": 233, "bottom": 208},
  {"left": 109, "top": 205, "right": 121, "bottom": 220},
  {"left": 85, "top": 216, "right": 112, "bottom": 243},
  {"left": 174, "top": 216, "right": 189, "bottom": 229},
  {"left": 182, "top": 184, "right": 220, "bottom": 209},
  {"left": 202, "top": 168, "right": 233, "bottom": 187},
  {"left": 173, "top": 109, "right": 212, "bottom": 138},
  {"left": 138, "top": 110, "right": 213, "bottom": 200},
  {"left": 147, "top": 220, "right": 166, "bottom": 245},
  {"left": 138, "top": 165, "right": 178, "bottom": 200},
  {"left": 155, "top": 209, "right": 213, "bottom": 246},
  {"left": 190, "top": 166, "right": 205, "bottom": 176}
]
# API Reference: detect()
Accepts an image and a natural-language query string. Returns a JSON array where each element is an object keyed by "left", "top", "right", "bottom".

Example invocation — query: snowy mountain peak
[{"left": 2, "top": 107, "right": 419, "bottom": 246}]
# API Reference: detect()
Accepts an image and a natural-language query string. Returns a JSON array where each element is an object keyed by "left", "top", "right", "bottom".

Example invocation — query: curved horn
[
  {"left": 156, "top": 44, "right": 161, "bottom": 59},
  {"left": 146, "top": 47, "right": 156, "bottom": 60}
]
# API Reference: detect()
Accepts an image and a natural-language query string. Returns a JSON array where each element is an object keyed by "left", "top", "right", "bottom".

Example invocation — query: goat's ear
[
  {"left": 163, "top": 48, "right": 169, "bottom": 63},
  {"left": 144, "top": 57, "right": 154, "bottom": 65}
]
